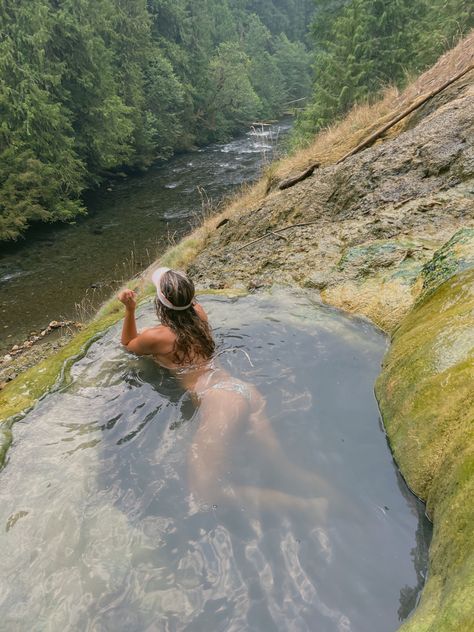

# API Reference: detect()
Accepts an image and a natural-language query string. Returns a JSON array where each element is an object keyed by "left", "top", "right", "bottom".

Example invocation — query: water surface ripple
[{"left": 0, "top": 291, "right": 431, "bottom": 631}]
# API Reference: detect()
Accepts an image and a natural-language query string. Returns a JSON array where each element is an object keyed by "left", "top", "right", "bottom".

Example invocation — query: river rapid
[{"left": 0, "top": 121, "right": 291, "bottom": 353}]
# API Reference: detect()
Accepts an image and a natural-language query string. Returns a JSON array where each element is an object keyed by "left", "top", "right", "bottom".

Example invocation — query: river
[{"left": 0, "top": 120, "right": 291, "bottom": 353}]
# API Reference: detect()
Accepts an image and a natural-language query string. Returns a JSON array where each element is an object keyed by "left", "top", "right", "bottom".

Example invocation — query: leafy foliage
[
  {"left": 294, "top": 0, "right": 474, "bottom": 144},
  {"left": 0, "top": 0, "right": 314, "bottom": 239}
]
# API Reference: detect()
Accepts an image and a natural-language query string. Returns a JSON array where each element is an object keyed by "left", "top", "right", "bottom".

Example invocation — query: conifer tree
[
  {"left": 0, "top": 0, "right": 86, "bottom": 239},
  {"left": 294, "top": 0, "right": 473, "bottom": 143},
  {"left": 0, "top": 0, "right": 315, "bottom": 239}
]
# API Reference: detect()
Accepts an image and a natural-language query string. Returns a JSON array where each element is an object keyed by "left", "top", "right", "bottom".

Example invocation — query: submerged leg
[
  {"left": 230, "top": 485, "right": 328, "bottom": 522},
  {"left": 247, "top": 387, "right": 336, "bottom": 500},
  {"left": 188, "top": 387, "right": 327, "bottom": 519},
  {"left": 188, "top": 389, "right": 249, "bottom": 504}
]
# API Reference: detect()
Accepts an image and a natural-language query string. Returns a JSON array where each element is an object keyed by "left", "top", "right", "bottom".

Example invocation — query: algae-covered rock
[
  {"left": 320, "top": 238, "right": 429, "bottom": 331},
  {"left": 0, "top": 422, "right": 12, "bottom": 468},
  {"left": 420, "top": 228, "right": 474, "bottom": 299},
  {"left": 337, "top": 240, "right": 419, "bottom": 277},
  {"left": 376, "top": 268, "right": 474, "bottom": 631}
]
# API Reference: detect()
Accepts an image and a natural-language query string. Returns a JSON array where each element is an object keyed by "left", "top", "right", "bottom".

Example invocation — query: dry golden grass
[
  {"left": 138, "top": 30, "right": 474, "bottom": 286},
  {"left": 272, "top": 86, "right": 400, "bottom": 178},
  {"left": 269, "top": 30, "right": 474, "bottom": 184},
  {"left": 190, "top": 31, "right": 473, "bottom": 230},
  {"left": 184, "top": 179, "right": 268, "bottom": 244},
  {"left": 398, "top": 30, "right": 474, "bottom": 103}
]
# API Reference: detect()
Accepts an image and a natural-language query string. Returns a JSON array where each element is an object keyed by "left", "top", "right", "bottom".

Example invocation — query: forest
[
  {"left": 0, "top": 0, "right": 314, "bottom": 240},
  {"left": 0, "top": 0, "right": 472, "bottom": 240},
  {"left": 293, "top": 0, "right": 474, "bottom": 143}
]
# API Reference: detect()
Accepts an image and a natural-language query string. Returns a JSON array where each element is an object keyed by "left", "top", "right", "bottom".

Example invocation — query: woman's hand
[{"left": 117, "top": 289, "right": 137, "bottom": 311}]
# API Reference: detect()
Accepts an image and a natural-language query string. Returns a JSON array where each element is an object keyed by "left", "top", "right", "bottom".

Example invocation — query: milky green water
[{"left": 0, "top": 291, "right": 431, "bottom": 631}]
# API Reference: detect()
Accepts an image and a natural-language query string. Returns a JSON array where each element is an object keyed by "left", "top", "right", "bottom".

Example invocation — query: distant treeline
[
  {"left": 293, "top": 0, "right": 474, "bottom": 144},
  {"left": 0, "top": 0, "right": 314, "bottom": 240}
]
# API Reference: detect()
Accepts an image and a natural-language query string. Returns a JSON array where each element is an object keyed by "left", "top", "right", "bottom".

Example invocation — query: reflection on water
[{"left": 0, "top": 291, "right": 431, "bottom": 631}]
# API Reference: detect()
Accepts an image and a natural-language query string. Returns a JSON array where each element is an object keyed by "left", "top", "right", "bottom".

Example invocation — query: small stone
[
  {"left": 209, "top": 281, "right": 226, "bottom": 290},
  {"left": 216, "top": 218, "right": 229, "bottom": 229},
  {"left": 303, "top": 272, "right": 331, "bottom": 290},
  {"left": 48, "top": 321, "right": 61, "bottom": 329},
  {"left": 11, "top": 345, "right": 19, "bottom": 352},
  {"left": 247, "top": 279, "right": 265, "bottom": 290},
  {"left": 3, "top": 354, "right": 12, "bottom": 363}
]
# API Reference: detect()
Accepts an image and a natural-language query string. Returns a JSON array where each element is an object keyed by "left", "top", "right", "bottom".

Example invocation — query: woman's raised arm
[
  {"left": 118, "top": 289, "right": 138, "bottom": 346},
  {"left": 117, "top": 289, "right": 163, "bottom": 356}
]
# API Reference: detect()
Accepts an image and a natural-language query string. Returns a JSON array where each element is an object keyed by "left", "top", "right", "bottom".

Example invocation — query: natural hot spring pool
[{"left": 0, "top": 290, "right": 431, "bottom": 631}]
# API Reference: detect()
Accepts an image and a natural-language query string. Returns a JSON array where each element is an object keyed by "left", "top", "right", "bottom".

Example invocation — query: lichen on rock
[{"left": 420, "top": 228, "right": 474, "bottom": 299}]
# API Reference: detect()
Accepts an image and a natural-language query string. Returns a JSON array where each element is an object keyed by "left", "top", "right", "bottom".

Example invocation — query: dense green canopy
[
  {"left": 3, "top": 0, "right": 471, "bottom": 240},
  {"left": 293, "top": 0, "right": 474, "bottom": 144},
  {"left": 0, "top": 0, "right": 314, "bottom": 240}
]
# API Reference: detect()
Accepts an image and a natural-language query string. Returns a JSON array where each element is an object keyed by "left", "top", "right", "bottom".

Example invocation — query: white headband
[{"left": 151, "top": 267, "right": 193, "bottom": 311}]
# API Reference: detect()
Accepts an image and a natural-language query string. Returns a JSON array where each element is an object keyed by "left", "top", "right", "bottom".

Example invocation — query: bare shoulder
[{"left": 126, "top": 325, "right": 174, "bottom": 356}]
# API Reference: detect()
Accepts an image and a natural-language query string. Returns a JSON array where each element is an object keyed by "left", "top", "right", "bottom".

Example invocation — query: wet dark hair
[{"left": 155, "top": 270, "right": 215, "bottom": 364}]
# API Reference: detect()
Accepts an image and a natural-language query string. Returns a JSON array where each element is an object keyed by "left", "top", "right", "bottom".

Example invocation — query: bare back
[{"left": 124, "top": 302, "right": 214, "bottom": 391}]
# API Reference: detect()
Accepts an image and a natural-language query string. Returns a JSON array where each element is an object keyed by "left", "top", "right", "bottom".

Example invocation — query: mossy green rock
[
  {"left": 421, "top": 228, "right": 474, "bottom": 299},
  {"left": 376, "top": 267, "right": 474, "bottom": 631}
]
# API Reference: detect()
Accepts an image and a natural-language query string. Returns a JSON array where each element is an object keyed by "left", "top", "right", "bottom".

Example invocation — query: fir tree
[
  {"left": 294, "top": 0, "right": 473, "bottom": 144},
  {"left": 0, "top": 0, "right": 315, "bottom": 239}
]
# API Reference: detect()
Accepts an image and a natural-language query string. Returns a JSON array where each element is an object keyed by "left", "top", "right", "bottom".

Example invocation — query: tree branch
[
  {"left": 336, "top": 64, "right": 474, "bottom": 164},
  {"left": 236, "top": 222, "right": 319, "bottom": 252}
]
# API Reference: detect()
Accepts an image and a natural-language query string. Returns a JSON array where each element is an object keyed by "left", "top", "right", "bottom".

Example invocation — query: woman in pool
[{"left": 118, "top": 267, "right": 328, "bottom": 516}]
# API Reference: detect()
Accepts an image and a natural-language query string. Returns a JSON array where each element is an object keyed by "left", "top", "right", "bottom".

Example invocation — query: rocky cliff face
[{"left": 189, "top": 59, "right": 473, "bottom": 332}]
